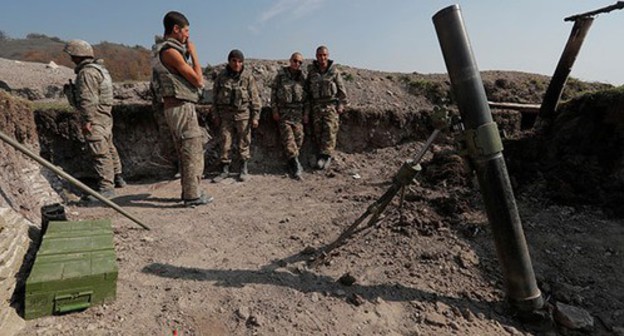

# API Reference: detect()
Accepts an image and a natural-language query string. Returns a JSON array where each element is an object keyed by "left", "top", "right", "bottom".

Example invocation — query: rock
[
  {"left": 338, "top": 272, "right": 357, "bottom": 286},
  {"left": 424, "top": 311, "right": 447, "bottom": 327},
  {"left": 347, "top": 293, "right": 366, "bottom": 306},
  {"left": 46, "top": 61, "right": 59, "bottom": 69},
  {"left": 247, "top": 313, "right": 262, "bottom": 327},
  {"left": 554, "top": 302, "right": 594, "bottom": 330},
  {"left": 309, "top": 292, "right": 320, "bottom": 303},
  {"left": 236, "top": 306, "right": 252, "bottom": 321},
  {"left": 503, "top": 325, "right": 523, "bottom": 335},
  {"left": 435, "top": 301, "right": 451, "bottom": 314},
  {"left": 301, "top": 246, "right": 316, "bottom": 255}
]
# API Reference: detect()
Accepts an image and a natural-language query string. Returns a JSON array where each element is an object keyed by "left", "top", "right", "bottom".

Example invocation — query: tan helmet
[{"left": 63, "top": 39, "right": 94, "bottom": 58}]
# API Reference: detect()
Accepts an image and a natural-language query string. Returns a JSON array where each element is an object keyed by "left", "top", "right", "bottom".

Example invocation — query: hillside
[{"left": 0, "top": 33, "right": 150, "bottom": 81}]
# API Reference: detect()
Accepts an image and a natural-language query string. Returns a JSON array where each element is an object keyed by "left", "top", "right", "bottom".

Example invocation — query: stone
[
  {"left": 424, "top": 311, "right": 447, "bottom": 327},
  {"left": 554, "top": 302, "right": 594, "bottom": 330}
]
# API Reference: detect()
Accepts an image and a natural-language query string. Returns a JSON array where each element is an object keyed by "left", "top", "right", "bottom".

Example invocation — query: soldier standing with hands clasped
[
  {"left": 271, "top": 52, "right": 307, "bottom": 180},
  {"left": 151, "top": 11, "right": 213, "bottom": 207},
  {"left": 306, "top": 45, "right": 348, "bottom": 170},
  {"left": 212, "top": 49, "right": 261, "bottom": 183},
  {"left": 63, "top": 39, "right": 126, "bottom": 202}
]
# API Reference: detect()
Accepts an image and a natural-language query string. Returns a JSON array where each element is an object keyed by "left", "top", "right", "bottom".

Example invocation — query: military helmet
[{"left": 63, "top": 39, "right": 94, "bottom": 58}]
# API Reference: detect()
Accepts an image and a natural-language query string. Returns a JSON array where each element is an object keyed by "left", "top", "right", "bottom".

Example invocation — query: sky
[{"left": 1, "top": 0, "right": 623, "bottom": 85}]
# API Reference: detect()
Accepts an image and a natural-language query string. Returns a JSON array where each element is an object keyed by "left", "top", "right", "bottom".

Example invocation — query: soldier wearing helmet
[{"left": 63, "top": 39, "right": 126, "bottom": 201}]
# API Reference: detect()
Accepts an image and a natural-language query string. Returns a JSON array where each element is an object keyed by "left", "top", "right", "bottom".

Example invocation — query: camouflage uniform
[
  {"left": 271, "top": 66, "right": 307, "bottom": 159},
  {"left": 213, "top": 66, "right": 261, "bottom": 164},
  {"left": 152, "top": 37, "right": 204, "bottom": 200},
  {"left": 306, "top": 60, "right": 348, "bottom": 157},
  {"left": 69, "top": 59, "right": 122, "bottom": 192}
]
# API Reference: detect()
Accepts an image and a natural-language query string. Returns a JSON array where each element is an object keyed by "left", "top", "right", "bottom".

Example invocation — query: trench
[{"left": 33, "top": 104, "right": 433, "bottom": 182}]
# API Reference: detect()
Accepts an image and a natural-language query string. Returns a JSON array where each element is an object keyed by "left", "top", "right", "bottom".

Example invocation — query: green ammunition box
[
  {"left": 25, "top": 250, "right": 118, "bottom": 319},
  {"left": 37, "top": 233, "right": 114, "bottom": 256},
  {"left": 44, "top": 219, "right": 112, "bottom": 238},
  {"left": 24, "top": 219, "right": 117, "bottom": 319}
]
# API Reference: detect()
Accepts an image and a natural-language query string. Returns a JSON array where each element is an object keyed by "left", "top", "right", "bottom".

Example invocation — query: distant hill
[{"left": 0, "top": 33, "right": 150, "bottom": 82}]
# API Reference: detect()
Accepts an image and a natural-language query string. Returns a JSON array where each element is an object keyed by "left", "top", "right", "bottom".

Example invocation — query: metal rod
[
  {"left": 564, "top": 1, "right": 624, "bottom": 21},
  {"left": 433, "top": 4, "right": 543, "bottom": 311},
  {"left": 0, "top": 128, "right": 151, "bottom": 231}
]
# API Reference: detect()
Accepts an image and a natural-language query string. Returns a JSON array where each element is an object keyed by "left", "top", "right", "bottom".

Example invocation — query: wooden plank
[{"left": 488, "top": 101, "right": 541, "bottom": 114}]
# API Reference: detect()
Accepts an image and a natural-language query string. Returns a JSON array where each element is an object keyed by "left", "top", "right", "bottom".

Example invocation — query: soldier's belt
[
  {"left": 312, "top": 99, "right": 338, "bottom": 106},
  {"left": 279, "top": 103, "right": 305, "bottom": 109}
]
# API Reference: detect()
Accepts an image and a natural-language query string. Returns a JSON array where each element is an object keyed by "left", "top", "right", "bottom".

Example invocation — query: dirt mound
[{"left": 505, "top": 87, "right": 624, "bottom": 216}]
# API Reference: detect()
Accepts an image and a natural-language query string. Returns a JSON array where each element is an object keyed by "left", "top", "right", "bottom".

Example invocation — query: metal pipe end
[
  {"left": 433, "top": 4, "right": 460, "bottom": 22},
  {"left": 509, "top": 291, "right": 544, "bottom": 312}
]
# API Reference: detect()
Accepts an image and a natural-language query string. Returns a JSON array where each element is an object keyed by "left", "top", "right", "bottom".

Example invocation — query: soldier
[
  {"left": 271, "top": 52, "right": 307, "bottom": 180},
  {"left": 306, "top": 45, "right": 348, "bottom": 170},
  {"left": 63, "top": 39, "right": 126, "bottom": 201},
  {"left": 212, "top": 49, "right": 261, "bottom": 182},
  {"left": 151, "top": 11, "right": 213, "bottom": 207}
]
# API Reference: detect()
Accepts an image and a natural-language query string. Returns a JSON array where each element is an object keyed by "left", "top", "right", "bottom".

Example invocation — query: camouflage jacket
[
  {"left": 306, "top": 60, "right": 348, "bottom": 107},
  {"left": 71, "top": 59, "right": 114, "bottom": 128},
  {"left": 271, "top": 66, "right": 307, "bottom": 121},
  {"left": 213, "top": 65, "right": 261, "bottom": 121}
]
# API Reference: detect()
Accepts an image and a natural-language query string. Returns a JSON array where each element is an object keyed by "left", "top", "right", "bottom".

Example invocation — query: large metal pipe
[
  {"left": 0, "top": 128, "right": 150, "bottom": 231},
  {"left": 433, "top": 5, "right": 543, "bottom": 311},
  {"left": 536, "top": 17, "right": 593, "bottom": 130}
]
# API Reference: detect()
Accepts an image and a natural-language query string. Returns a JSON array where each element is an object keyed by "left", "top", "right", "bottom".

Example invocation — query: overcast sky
[{"left": 1, "top": 0, "right": 623, "bottom": 85}]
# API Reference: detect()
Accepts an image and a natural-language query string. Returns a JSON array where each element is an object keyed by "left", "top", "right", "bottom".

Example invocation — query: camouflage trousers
[
  {"left": 153, "top": 102, "right": 179, "bottom": 172},
  {"left": 278, "top": 119, "right": 304, "bottom": 159},
  {"left": 164, "top": 102, "right": 204, "bottom": 200},
  {"left": 311, "top": 104, "right": 340, "bottom": 156},
  {"left": 218, "top": 111, "right": 252, "bottom": 163},
  {"left": 85, "top": 124, "right": 122, "bottom": 191}
]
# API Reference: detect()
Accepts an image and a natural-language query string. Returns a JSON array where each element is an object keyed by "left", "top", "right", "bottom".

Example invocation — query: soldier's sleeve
[
  {"left": 212, "top": 74, "right": 221, "bottom": 110},
  {"left": 302, "top": 74, "right": 310, "bottom": 119},
  {"left": 303, "top": 74, "right": 312, "bottom": 119},
  {"left": 75, "top": 68, "right": 102, "bottom": 123},
  {"left": 270, "top": 74, "right": 279, "bottom": 111},
  {"left": 249, "top": 76, "right": 262, "bottom": 121},
  {"left": 335, "top": 70, "right": 348, "bottom": 107}
]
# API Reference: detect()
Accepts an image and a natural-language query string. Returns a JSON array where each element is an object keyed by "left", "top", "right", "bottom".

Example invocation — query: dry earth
[
  {"left": 1, "top": 58, "right": 623, "bottom": 335},
  {"left": 11, "top": 141, "right": 624, "bottom": 336}
]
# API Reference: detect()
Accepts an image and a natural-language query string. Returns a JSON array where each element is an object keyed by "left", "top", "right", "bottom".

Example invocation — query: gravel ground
[{"left": 0, "top": 57, "right": 74, "bottom": 99}]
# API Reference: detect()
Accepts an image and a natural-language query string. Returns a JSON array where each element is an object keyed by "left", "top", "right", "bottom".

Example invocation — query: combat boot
[
  {"left": 323, "top": 155, "right": 332, "bottom": 170},
  {"left": 81, "top": 188, "right": 115, "bottom": 204},
  {"left": 212, "top": 163, "right": 230, "bottom": 183},
  {"left": 114, "top": 174, "right": 127, "bottom": 188},
  {"left": 238, "top": 160, "right": 249, "bottom": 182},
  {"left": 317, "top": 154, "right": 332, "bottom": 170},
  {"left": 316, "top": 155, "right": 326, "bottom": 170},
  {"left": 292, "top": 157, "right": 303, "bottom": 180},
  {"left": 184, "top": 192, "right": 214, "bottom": 208}
]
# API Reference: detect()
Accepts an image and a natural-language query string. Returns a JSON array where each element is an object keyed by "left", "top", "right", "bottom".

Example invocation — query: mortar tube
[
  {"left": 0, "top": 128, "right": 150, "bottom": 231},
  {"left": 433, "top": 4, "right": 543, "bottom": 311}
]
